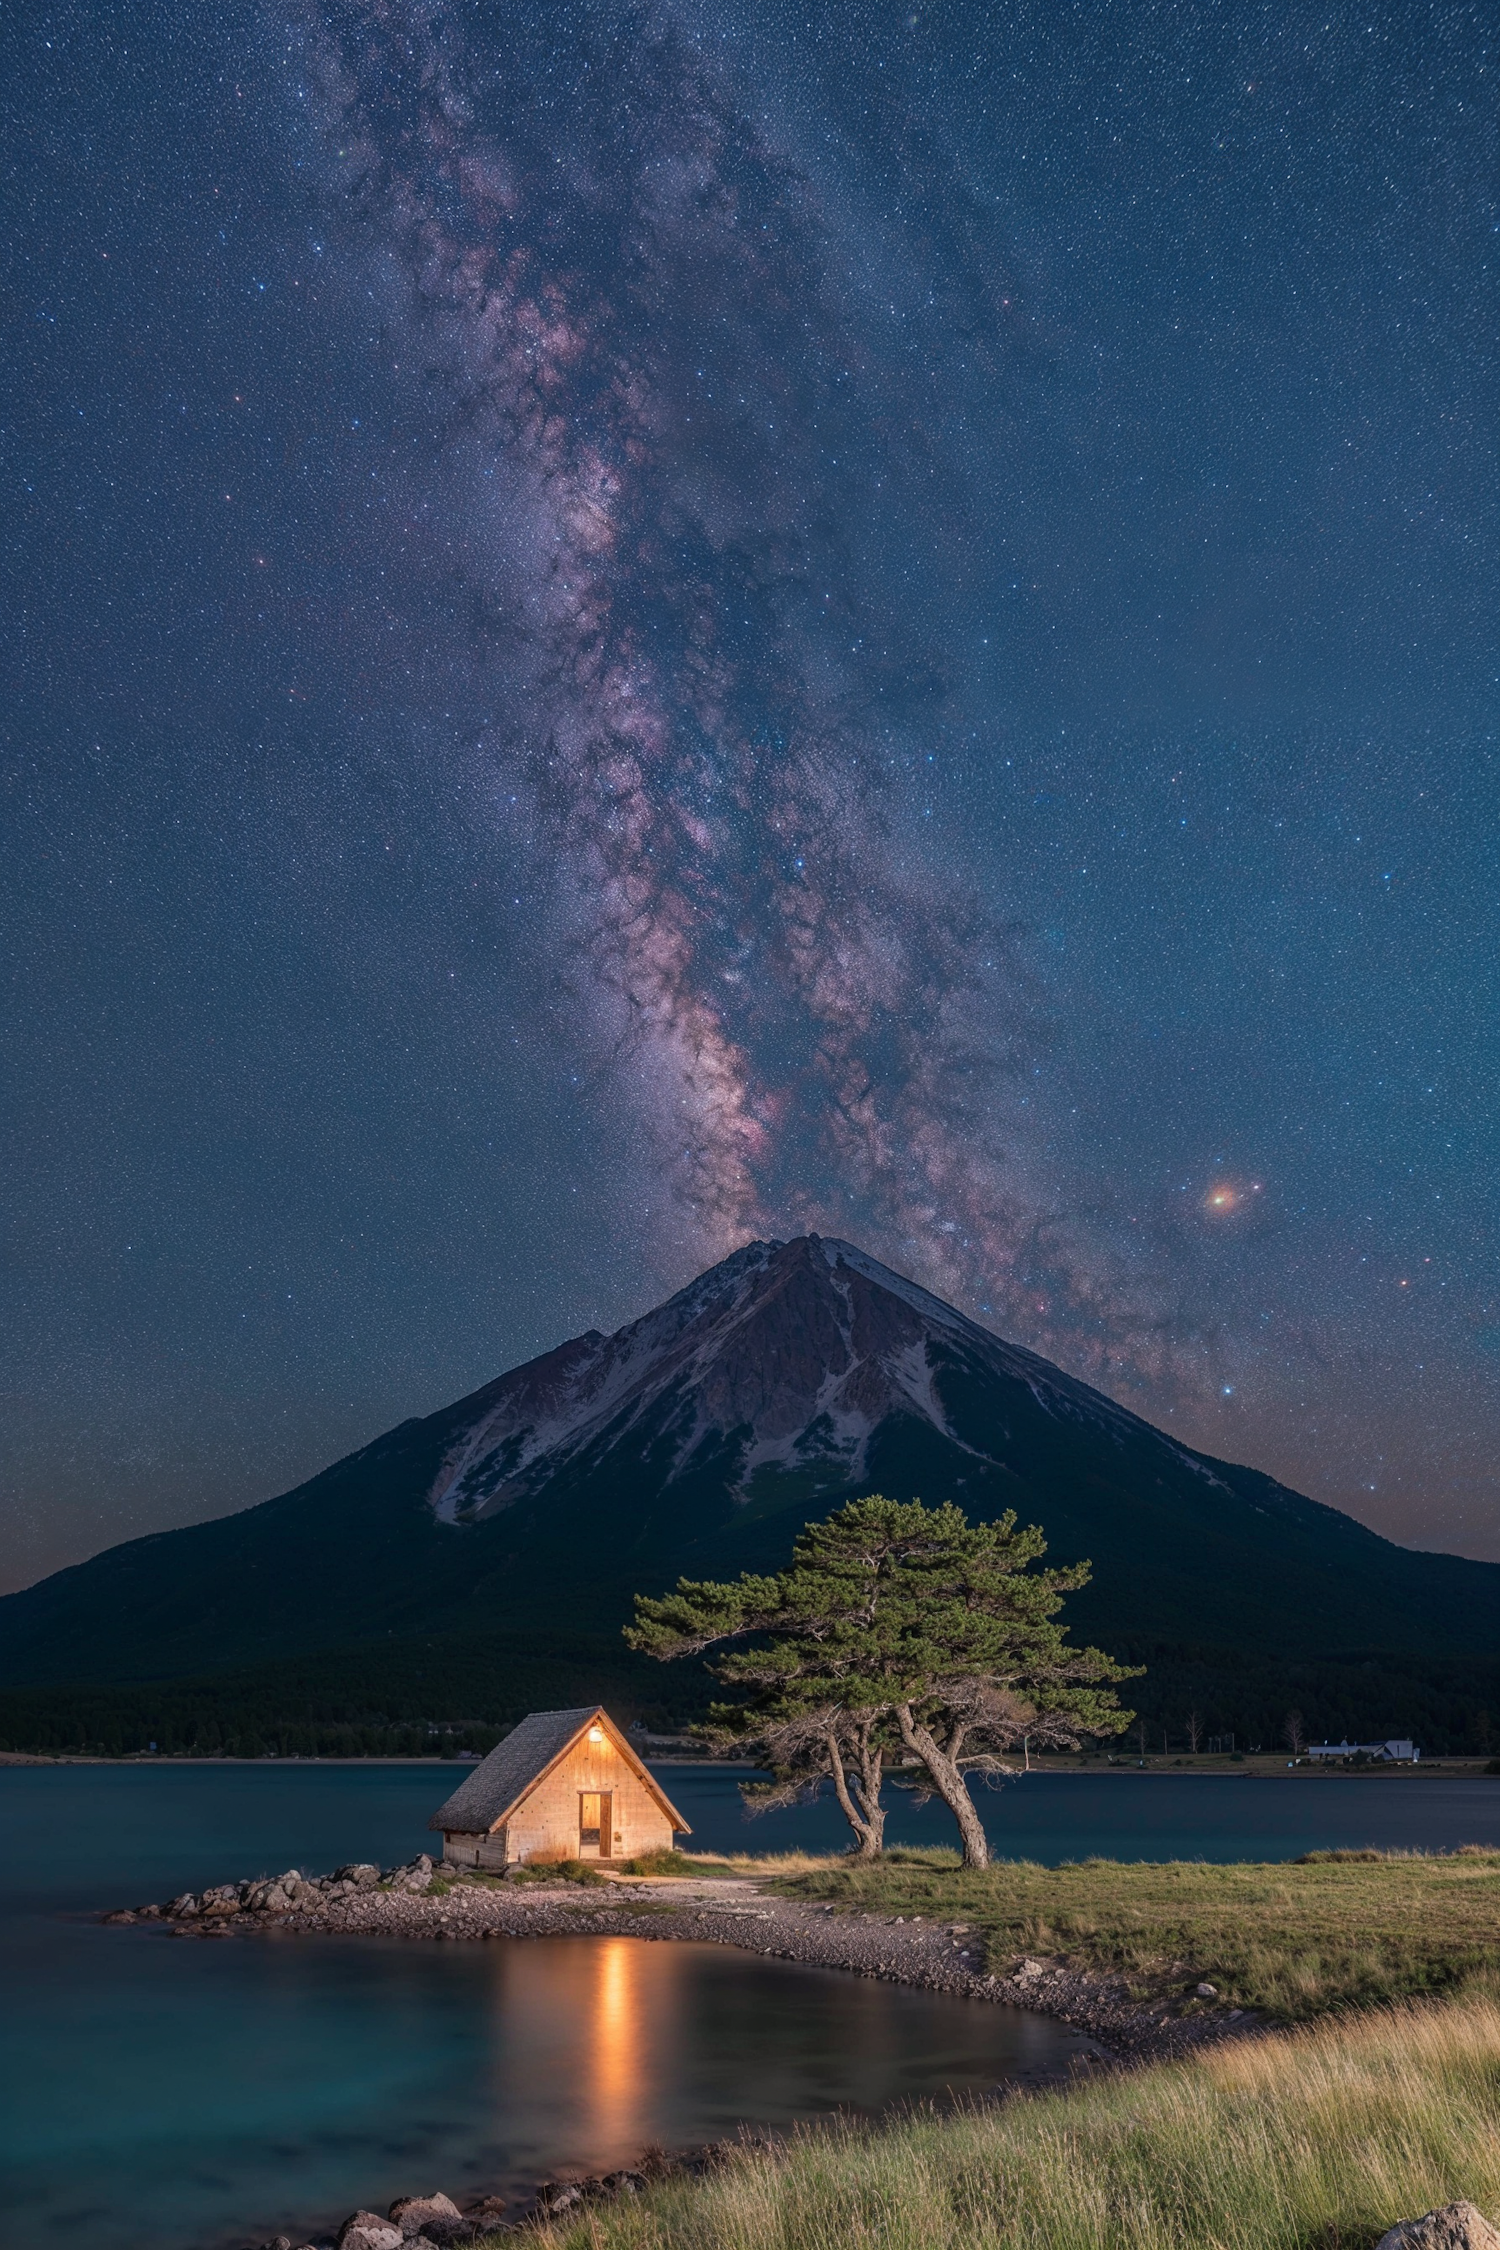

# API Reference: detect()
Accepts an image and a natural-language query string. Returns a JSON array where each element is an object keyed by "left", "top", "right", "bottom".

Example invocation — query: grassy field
[
  {"left": 763, "top": 1846, "right": 1500, "bottom": 2022},
  {"left": 615, "top": 1844, "right": 1500, "bottom": 2023},
  {"left": 519, "top": 1990, "right": 1500, "bottom": 2250}
]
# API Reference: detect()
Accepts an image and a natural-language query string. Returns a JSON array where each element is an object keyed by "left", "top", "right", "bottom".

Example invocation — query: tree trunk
[
  {"left": 896, "top": 1704, "right": 990, "bottom": 1867},
  {"left": 849, "top": 1724, "right": 886, "bottom": 1858},
  {"left": 824, "top": 1727, "right": 884, "bottom": 1857}
]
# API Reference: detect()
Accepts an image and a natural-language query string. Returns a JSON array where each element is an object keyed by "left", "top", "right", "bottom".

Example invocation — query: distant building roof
[
  {"left": 1306, "top": 1738, "right": 1418, "bottom": 1760},
  {"left": 428, "top": 1705, "right": 691, "bottom": 1834}
]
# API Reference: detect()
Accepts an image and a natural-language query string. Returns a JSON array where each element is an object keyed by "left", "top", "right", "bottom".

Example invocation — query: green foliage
[
  {"left": 504, "top": 1859, "right": 609, "bottom": 1888},
  {"left": 629, "top": 1495, "right": 1137, "bottom": 1862},
  {"left": 631, "top": 1495, "right": 1134, "bottom": 1731}
]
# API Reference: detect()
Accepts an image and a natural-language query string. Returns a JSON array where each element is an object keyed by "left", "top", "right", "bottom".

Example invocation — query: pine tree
[{"left": 628, "top": 1494, "right": 1138, "bottom": 1866}]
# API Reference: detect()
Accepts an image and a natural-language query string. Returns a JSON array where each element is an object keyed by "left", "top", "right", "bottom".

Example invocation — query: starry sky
[{"left": 4, "top": 0, "right": 1498, "bottom": 1592}]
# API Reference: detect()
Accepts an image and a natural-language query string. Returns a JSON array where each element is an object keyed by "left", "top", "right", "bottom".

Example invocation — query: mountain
[{"left": 3, "top": 1235, "right": 1497, "bottom": 1754}]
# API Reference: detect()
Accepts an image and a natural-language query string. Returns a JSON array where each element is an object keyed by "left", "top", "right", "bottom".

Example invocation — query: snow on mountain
[{"left": 429, "top": 1234, "right": 1215, "bottom": 1525}]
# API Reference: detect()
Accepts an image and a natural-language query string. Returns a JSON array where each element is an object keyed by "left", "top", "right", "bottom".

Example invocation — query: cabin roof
[{"left": 428, "top": 1705, "right": 691, "bottom": 1836}]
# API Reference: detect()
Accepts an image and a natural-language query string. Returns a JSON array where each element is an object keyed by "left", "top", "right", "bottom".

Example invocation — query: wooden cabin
[{"left": 429, "top": 1705, "right": 691, "bottom": 1869}]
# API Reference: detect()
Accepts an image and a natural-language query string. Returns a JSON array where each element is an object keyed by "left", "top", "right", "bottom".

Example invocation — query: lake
[{"left": 3, "top": 1763, "right": 1497, "bottom": 2250}]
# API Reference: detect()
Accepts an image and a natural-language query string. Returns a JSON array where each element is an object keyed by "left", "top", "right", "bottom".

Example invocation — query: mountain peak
[{"left": 429, "top": 1233, "right": 1172, "bottom": 1526}]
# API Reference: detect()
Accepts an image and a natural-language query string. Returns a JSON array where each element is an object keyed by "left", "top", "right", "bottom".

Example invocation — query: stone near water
[
  {"left": 337, "top": 2213, "right": 404, "bottom": 2250},
  {"left": 1196, "top": 1982, "right": 1218, "bottom": 1997},
  {"left": 1375, "top": 2205, "right": 1500, "bottom": 2250},
  {"left": 389, "top": 1855, "right": 434, "bottom": 1895},
  {"left": 464, "top": 2196, "right": 509, "bottom": 2227},
  {"left": 389, "top": 2192, "right": 466, "bottom": 2241},
  {"left": 537, "top": 2183, "right": 583, "bottom": 2215}
]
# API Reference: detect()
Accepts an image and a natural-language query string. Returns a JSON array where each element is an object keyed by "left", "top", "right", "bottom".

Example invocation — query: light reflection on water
[
  {"left": 3, "top": 1926, "right": 1087, "bottom": 2250},
  {"left": 486, "top": 1936, "right": 672, "bottom": 2170}
]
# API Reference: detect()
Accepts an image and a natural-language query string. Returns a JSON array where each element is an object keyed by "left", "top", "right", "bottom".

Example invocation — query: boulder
[
  {"left": 168, "top": 1894, "right": 200, "bottom": 1918},
  {"left": 337, "top": 2213, "right": 404, "bottom": 2250},
  {"left": 1196, "top": 1982, "right": 1219, "bottom": 1998},
  {"left": 336, "top": 1864, "right": 383, "bottom": 1889},
  {"left": 389, "top": 2193, "right": 466, "bottom": 2241},
  {"left": 1375, "top": 2206, "right": 1500, "bottom": 2250}
]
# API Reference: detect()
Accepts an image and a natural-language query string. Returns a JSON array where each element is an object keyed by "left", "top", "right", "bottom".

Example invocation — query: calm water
[{"left": 3, "top": 1763, "right": 1497, "bottom": 2250}]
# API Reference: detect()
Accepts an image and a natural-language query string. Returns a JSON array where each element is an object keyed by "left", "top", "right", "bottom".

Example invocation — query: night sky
[{"left": 4, "top": 0, "right": 1498, "bottom": 1592}]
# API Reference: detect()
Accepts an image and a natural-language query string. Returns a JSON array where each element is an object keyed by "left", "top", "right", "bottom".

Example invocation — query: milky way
[
  {"left": 296, "top": 0, "right": 1177, "bottom": 1385},
  {"left": 9, "top": 0, "right": 1496, "bottom": 1583}
]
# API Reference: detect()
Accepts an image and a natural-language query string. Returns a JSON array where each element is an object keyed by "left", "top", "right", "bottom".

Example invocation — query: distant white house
[{"left": 1306, "top": 1738, "right": 1419, "bottom": 1763}]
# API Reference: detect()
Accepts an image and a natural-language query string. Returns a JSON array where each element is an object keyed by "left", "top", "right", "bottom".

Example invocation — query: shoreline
[
  {"left": 102, "top": 1860, "right": 1264, "bottom": 2246},
  {"left": 11, "top": 1747, "right": 1497, "bottom": 1775},
  {"left": 106, "top": 1860, "right": 1256, "bottom": 2066}
]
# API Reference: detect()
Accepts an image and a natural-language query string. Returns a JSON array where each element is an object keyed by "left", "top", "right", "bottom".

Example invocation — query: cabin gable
[{"left": 431, "top": 1706, "right": 689, "bottom": 1869}]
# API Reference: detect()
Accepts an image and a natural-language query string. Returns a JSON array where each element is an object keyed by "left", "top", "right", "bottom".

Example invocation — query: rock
[
  {"left": 464, "top": 2196, "right": 509, "bottom": 2227},
  {"left": 1195, "top": 1982, "right": 1219, "bottom": 1998},
  {"left": 1375, "top": 2205, "right": 1500, "bottom": 2250},
  {"left": 168, "top": 1894, "right": 200, "bottom": 1918},
  {"left": 389, "top": 2193, "right": 466, "bottom": 2241},
  {"left": 337, "top": 2213, "right": 403, "bottom": 2250},
  {"left": 337, "top": 1863, "right": 382, "bottom": 1889},
  {"left": 536, "top": 2184, "right": 582, "bottom": 2215},
  {"left": 103, "top": 1910, "right": 137, "bottom": 1925}
]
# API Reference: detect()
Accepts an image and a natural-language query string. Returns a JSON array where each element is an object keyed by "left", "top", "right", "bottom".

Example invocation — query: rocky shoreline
[{"left": 104, "top": 1855, "right": 1260, "bottom": 2247}]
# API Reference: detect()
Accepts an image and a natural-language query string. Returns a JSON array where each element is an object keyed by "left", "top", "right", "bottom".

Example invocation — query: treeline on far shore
[{"left": 0, "top": 1626, "right": 1496, "bottom": 1762}]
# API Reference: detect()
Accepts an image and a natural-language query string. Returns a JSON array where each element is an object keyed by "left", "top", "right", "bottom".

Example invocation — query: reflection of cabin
[{"left": 429, "top": 1705, "right": 691, "bottom": 1869}]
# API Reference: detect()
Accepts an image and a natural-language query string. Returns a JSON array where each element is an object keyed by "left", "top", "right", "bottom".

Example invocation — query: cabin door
[{"left": 578, "top": 1791, "right": 613, "bottom": 1860}]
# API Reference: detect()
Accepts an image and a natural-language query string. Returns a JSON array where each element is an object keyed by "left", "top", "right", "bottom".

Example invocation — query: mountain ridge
[{"left": 2, "top": 1235, "right": 1496, "bottom": 1753}]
